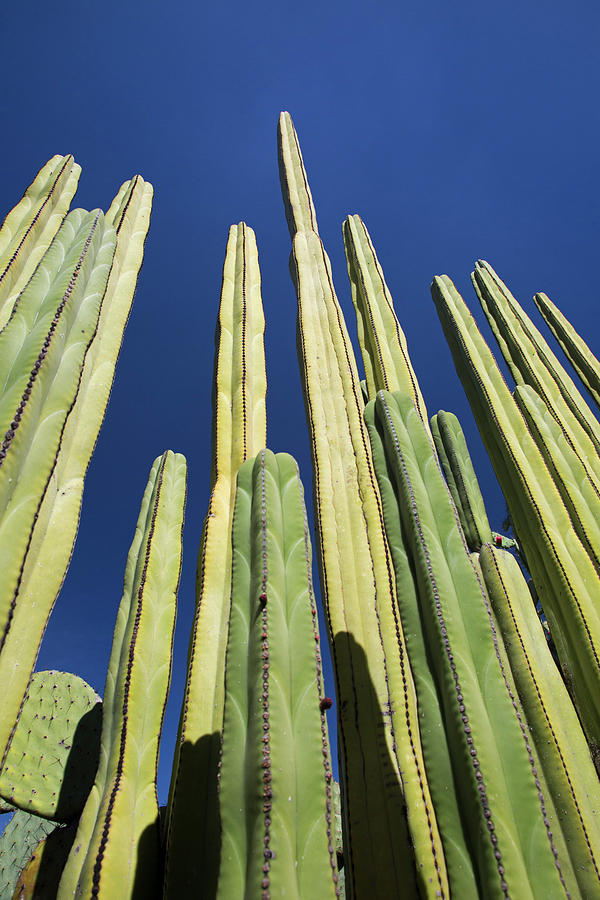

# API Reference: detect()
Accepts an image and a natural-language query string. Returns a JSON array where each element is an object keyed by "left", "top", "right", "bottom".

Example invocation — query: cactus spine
[{"left": 217, "top": 449, "right": 338, "bottom": 899}]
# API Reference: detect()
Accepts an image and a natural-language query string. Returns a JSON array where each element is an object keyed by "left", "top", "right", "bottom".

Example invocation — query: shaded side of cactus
[
  {"left": 0, "top": 671, "right": 101, "bottom": 823},
  {"left": 217, "top": 449, "right": 338, "bottom": 899},
  {"left": 534, "top": 290, "right": 600, "bottom": 411},
  {"left": 164, "top": 222, "right": 266, "bottom": 898},
  {"left": 58, "top": 450, "right": 186, "bottom": 899}
]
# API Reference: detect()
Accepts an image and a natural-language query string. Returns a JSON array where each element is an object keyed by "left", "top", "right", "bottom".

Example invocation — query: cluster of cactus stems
[{"left": 1, "top": 112, "right": 600, "bottom": 900}]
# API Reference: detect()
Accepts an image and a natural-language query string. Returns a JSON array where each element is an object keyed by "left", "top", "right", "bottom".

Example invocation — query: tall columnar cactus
[
  {"left": 0, "top": 671, "right": 101, "bottom": 823},
  {"left": 368, "top": 389, "right": 575, "bottom": 898},
  {"left": 217, "top": 449, "right": 338, "bottom": 899},
  {"left": 431, "top": 274, "right": 600, "bottom": 762},
  {"left": 478, "top": 541, "right": 600, "bottom": 897},
  {"left": 430, "top": 410, "right": 493, "bottom": 551},
  {"left": 58, "top": 450, "right": 186, "bottom": 899},
  {"left": 0, "top": 172, "right": 152, "bottom": 768},
  {"left": 342, "top": 213, "right": 429, "bottom": 428},
  {"left": 472, "top": 260, "right": 600, "bottom": 487},
  {"left": 0, "top": 155, "right": 81, "bottom": 328},
  {"left": 164, "top": 223, "right": 267, "bottom": 897},
  {"left": 534, "top": 290, "right": 600, "bottom": 411},
  {"left": 278, "top": 112, "right": 447, "bottom": 898}
]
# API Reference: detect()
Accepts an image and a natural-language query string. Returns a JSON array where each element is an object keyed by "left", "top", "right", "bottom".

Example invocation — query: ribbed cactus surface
[
  {"left": 217, "top": 449, "right": 338, "bottom": 899},
  {"left": 58, "top": 450, "right": 186, "bottom": 899}
]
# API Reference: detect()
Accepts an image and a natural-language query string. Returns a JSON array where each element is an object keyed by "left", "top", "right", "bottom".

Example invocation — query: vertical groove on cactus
[{"left": 164, "top": 222, "right": 266, "bottom": 897}]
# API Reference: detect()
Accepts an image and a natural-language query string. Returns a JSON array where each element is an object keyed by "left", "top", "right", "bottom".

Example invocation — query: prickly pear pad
[{"left": 0, "top": 671, "right": 101, "bottom": 822}]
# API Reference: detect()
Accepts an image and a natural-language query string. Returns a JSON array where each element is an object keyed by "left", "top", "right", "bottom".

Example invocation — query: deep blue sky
[{"left": 1, "top": 1, "right": 599, "bottom": 804}]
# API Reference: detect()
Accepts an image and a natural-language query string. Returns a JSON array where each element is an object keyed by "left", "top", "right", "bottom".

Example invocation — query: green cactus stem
[
  {"left": 58, "top": 450, "right": 186, "bottom": 900},
  {"left": 431, "top": 273, "right": 600, "bottom": 764},
  {"left": 372, "top": 388, "right": 573, "bottom": 898},
  {"left": 479, "top": 541, "right": 600, "bottom": 897},
  {"left": 0, "top": 177, "right": 152, "bottom": 775},
  {"left": 0, "top": 811, "right": 57, "bottom": 899},
  {"left": 0, "top": 156, "right": 81, "bottom": 328},
  {"left": 430, "top": 410, "right": 493, "bottom": 551},
  {"left": 279, "top": 111, "right": 447, "bottom": 899},
  {"left": 0, "top": 671, "right": 101, "bottom": 823},
  {"left": 342, "top": 213, "right": 429, "bottom": 428},
  {"left": 534, "top": 290, "right": 600, "bottom": 411},
  {"left": 216, "top": 449, "right": 338, "bottom": 899},
  {"left": 164, "top": 222, "right": 266, "bottom": 898},
  {"left": 365, "top": 397, "right": 479, "bottom": 898},
  {"left": 472, "top": 260, "right": 600, "bottom": 488}
]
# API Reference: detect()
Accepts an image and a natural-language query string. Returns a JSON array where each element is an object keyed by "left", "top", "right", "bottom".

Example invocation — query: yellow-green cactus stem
[
  {"left": 0, "top": 155, "right": 81, "bottom": 328},
  {"left": 430, "top": 410, "right": 493, "bottom": 551},
  {"left": 164, "top": 222, "right": 266, "bottom": 898},
  {"left": 0, "top": 178, "right": 152, "bottom": 769},
  {"left": 365, "top": 398, "right": 479, "bottom": 897},
  {"left": 479, "top": 541, "right": 600, "bottom": 897},
  {"left": 58, "top": 450, "right": 186, "bottom": 900},
  {"left": 217, "top": 450, "right": 338, "bottom": 899},
  {"left": 513, "top": 383, "right": 600, "bottom": 577},
  {"left": 472, "top": 260, "right": 600, "bottom": 489},
  {"left": 534, "top": 290, "right": 600, "bottom": 411},
  {"left": 373, "top": 389, "right": 573, "bottom": 899},
  {"left": 342, "top": 213, "right": 429, "bottom": 429},
  {"left": 431, "top": 273, "right": 600, "bottom": 763},
  {"left": 279, "top": 111, "right": 448, "bottom": 899}
]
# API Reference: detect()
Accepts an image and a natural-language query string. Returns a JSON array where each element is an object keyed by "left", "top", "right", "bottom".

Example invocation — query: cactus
[
  {"left": 430, "top": 410, "right": 493, "bottom": 551},
  {"left": 11, "top": 820, "right": 77, "bottom": 899},
  {"left": 0, "top": 811, "right": 58, "bottom": 899},
  {"left": 0, "top": 173, "right": 152, "bottom": 770},
  {"left": 369, "top": 389, "right": 574, "bottom": 897},
  {"left": 0, "top": 671, "right": 101, "bottom": 823},
  {"left": 217, "top": 449, "right": 338, "bottom": 899},
  {"left": 58, "top": 450, "right": 186, "bottom": 899},
  {"left": 431, "top": 273, "right": 600, "bottom": 763},
  {"left": 479, "top": 541, "right": 600, "bottom": 896},
  {"left": 164, "top": 222, "right": 266, "bottom": 897},
  {"left": 279, "top": 111, "right": 448, "bottom": 898},
  {"left": 0, "top": 156, "right": 81, "bottom": 328},
  {"left": 534, "top": 290, "right": 600, "bottom": 411}
]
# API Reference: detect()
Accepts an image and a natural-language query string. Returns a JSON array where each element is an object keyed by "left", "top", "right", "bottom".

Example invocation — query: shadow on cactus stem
[
  {"left": 55, "top": 702, "right": 102, "bottom": 824},
  {"left": 332, "top": 632, "right": 417, "bottom": 897}
]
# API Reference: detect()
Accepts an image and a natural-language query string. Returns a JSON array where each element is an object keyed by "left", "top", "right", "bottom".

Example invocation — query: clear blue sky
[{"left": 1, "top": 0, "right": 599, "bottom": 804}]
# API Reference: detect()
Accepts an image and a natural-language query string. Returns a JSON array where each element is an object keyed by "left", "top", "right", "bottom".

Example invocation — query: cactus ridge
[{"left": 480, "top": 543, "right": 600, "bottom": 895}]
